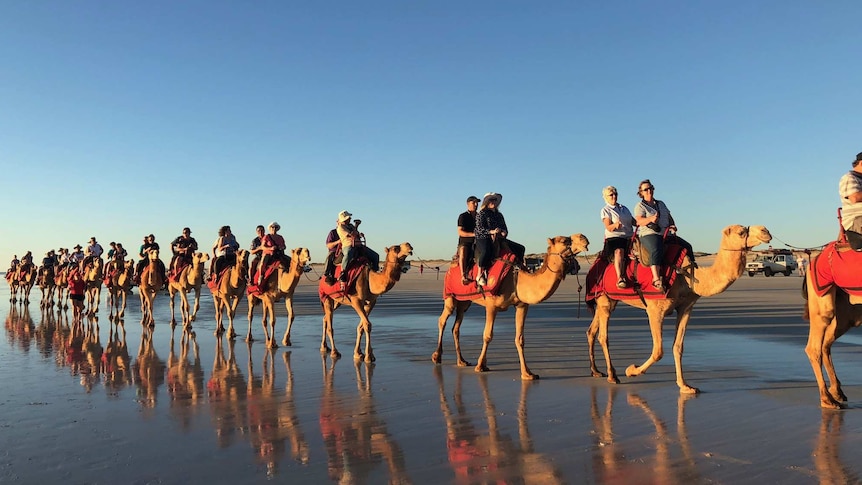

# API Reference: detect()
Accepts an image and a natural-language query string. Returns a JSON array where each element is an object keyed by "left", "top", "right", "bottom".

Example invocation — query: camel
[
  {"left": 432, "top": 234, "right": 589, "bottom": 380},
  {"left": 802, "top": 247, "right": 862, "bottom": 409},
  {"left": 586, "top": 224, "right": 772, "bottom": 394},
  {"left": 6, "top": 270, "right": 20, "bottom": 303},
  {"left": 320, "top": 242, "right": 413, "bottom": 362},
  {"left": 53, "top": 265, "right": 70, "bottom": 310},
  {"left": 247, "top": 247, "right": 311, "bottom": 348},
  {"left": 139, "top": 250, "right": 165, "bottom": 327},
  {"left": 18, "top": 264, "right": 37, "bottom": 305},
  {"left": 83, "top": 257, "right": 104, "bottom": 316},
  {"left": 211, "top": 248, "right": 248, "bottom": 339},
  {"left": 38, "top": 266, "right": 56, "bottom": 308},
  {"left": 106, "top": 261, "right": 135, "bottom": 320},
  {"left": 167, "top": 252, "right": 210, "bottom": 328}
]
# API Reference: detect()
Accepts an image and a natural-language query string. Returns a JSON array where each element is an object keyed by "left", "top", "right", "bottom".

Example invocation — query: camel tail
[{"left": 801, "top": 274, "right": 810, "bottom": 321}]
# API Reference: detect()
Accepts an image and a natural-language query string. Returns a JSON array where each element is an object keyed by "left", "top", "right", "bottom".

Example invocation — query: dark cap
[
  {"left": 855, "top": 152, "right": 862, "bottom": 166},
  {"left": 466, "top": 195, "right": 480, "bottom": 203}
]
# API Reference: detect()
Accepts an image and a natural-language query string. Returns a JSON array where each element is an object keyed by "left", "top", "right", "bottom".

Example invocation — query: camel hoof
[
  {"left": 365, "top": 354, "right": 375, "bottom": 363},
  {"left": 282, "top": 338, "right": 291, "bottom": 347},
  {"left": 457, "top": 360, "right": 471, "bottom": 367},
  {"left": 680, "top": 385, "right": 700, "bottom": 395},
  {"left": 320, "top": 345, "right": 329, "bottom": 354},
  {"left": 431, "top": 352, "right": 441, "bottom": 364},
  {"left": 474, "top": 364, "right": 489, "bottom": 373},
  {"left": 821, "top": 399, "right": 845, "bottom": 410},
  {"left": 190, "top": 315, "right": 196, "bottom": 322},
  {"left": 522, "top": 373, "right": 540, "bottom": 381},
  {"left": 246, "top": 335, "right": 254, "bottom": 343},
  {"left": 608, "top": 375, "right": 620, "bottom": 384},
  {"left": 214, "top": 327, "right": 223, "bottom": 336},
  {"left": 354, "top": 353, "right": 364, "bottom": 361},
  {"left": 590, "top": 369, "right": 606, "bottom": 378},
  {"left": 331, "top": 350, "right": 341, "bottom": 360},
  {"left": 625, "top": 364, "right": 638, "bottom": 377},
  {"left": 269, "top": 342, "right": 279, "bottom": 350},
  {"left": 228, "top": 332, "right": 237, "bottom": 341},
  {"left": 148, "top": 322, "right": 155, "bottom": 328}
]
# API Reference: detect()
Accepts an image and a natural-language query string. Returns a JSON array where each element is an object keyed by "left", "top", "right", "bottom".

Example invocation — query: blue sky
[{"left": 1, "top": 1, "right": 859, "bottom": 263}]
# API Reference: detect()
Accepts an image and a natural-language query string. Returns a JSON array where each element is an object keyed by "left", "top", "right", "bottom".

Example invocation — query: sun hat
[
  {"left": 73, "top": 244, "right": 82, "bottom": 249},
  {"left": 481, "top": 192, "right": 502, "bottom": 208},
  {"left": 269, "top": 221, "right": 281, "bottom": 230},
  {"left": 338, "top": 210, "right": 352, "bottom": 223}
]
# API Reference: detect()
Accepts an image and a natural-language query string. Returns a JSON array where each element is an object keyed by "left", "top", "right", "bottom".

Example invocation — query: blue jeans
[
  {"left": 639, "top": 234, "right": 663, "bottom": 267},
  {"left": 342, "top": 245, "right": 380, "bottom": 272}
]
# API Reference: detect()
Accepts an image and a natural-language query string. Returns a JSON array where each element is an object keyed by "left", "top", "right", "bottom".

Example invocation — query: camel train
[{"left": 9, "top": 217, "right": 862, "bottom": 409}]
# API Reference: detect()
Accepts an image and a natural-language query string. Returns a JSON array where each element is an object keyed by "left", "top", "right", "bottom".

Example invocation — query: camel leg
[
  {"left": 190, "top": 287, "right": 200, "bottom": 322},
  {"left": 588, "top": 297, "right": 619, "bottom": 383},
  {"left": 671, "top": 304, "right": 699, "bottom": 394},
  {"left": 213, "top": 298, "right": 224, "bottom": 336},
  {"left": 626, "top": 306, "right": 666, "bottom": 378},
  {"left": 514, "top": 304, "right": 538, "bottom": 380},
  {"left": 226, "top": 296, "right": 239, "bottom": 340},
  {"left": 266, "top": 302, "right": 279, "bottom": 349},
  {"left": 805, "top": 288, "right": 844, "bottom": 409},
  {"left": 119, "top": 290, "right": 127, "bottom": 318},
  {"left": 246, "top": 296, "right": 256, "bottom": 342},
  {"left": 179, "top": 290, "right": 191, "bottom": 328},
  {"left": 451, "top": 302, "right": 472, "bottom": 367},
  {"left": 475, "top": 306, "right": 499, "bottom": 373},
  {"left": 822, "top": 319, "right": 851, "bottom": 403},
  {"left": 282, "top": 297, "right": 294, "bottom": 347},
  {"left": 432, "top": 297, "right": 456, "bottom": 364},
  {"left": 322, "top": 301, "right": 340, "bottom": 359},
  {"left": 351, "top": 302, "right": 374, "bottom": 362},
  {"left": 168, "top": 289, "right": 178, "bottom": 326}
]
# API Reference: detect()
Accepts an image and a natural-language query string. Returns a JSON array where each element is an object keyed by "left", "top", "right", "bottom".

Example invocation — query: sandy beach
[{"left": 2, "top": 263, "right": 861, "bottom": 484}]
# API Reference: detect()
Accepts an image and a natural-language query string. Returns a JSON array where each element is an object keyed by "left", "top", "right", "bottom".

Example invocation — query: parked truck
[{"left": 746, "top": 250, "right": 798, "bottom": 277}]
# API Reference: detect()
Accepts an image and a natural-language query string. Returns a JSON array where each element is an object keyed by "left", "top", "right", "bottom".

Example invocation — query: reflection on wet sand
[
  {"left": 167, "top": 327, "right": 205, "bottom": 430},
  {"left": 102, "top": 320, "right": 132, "bottom": 396},
  {"left": 208, "top": 337, "right": 247, "bottom": 448},
  {"left": 4, "top": 303, "right": 34, "bottom": 353},
  {"left": 589, "top": 387, "right": 700, "bottom": 483},
  {"left": 812, "top": 411, "right": 860, "bottom": 484},
  {"left": 434, "top": 368, "right": 563, "bottom": 484},
  {"left": 133, "top": 327, "right": 166, "bottom": 409},
  {"left": 320, "top": 357, "right": 410, "bottom": 484}
]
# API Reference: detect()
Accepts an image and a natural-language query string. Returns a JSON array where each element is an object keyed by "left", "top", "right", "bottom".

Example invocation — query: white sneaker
[{"left": 476, "top": 274, "right": 487, "bottom": 287}]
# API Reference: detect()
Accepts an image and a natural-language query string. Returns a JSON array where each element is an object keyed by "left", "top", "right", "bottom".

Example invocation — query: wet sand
[{"left": 2, "top": 266, "right": 861, "bottom": 484}]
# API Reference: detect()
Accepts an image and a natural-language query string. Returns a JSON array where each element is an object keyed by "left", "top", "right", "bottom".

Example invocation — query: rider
[
  {"left": 169, "top": 227, "right": 198, "bottom": 276},
  {"left": 248, "top": 225, "right": 266, "bottom": 282},
  {"left": 457, "top": 195, "right": 480, "bottom": 285},
  {"left": 82, "top": 236, "right": 103, "bottom": 271},
  {"left": 336, "top": 210, "right": 380, "bottom": 282},
  {"left": 258, "top": 221, "right": 289, "bottom": 286},
  {"left": 40, "top": 250, "right": 56, "bottom": 282},
  {"left": 69, "top": 245, "right": 85, "bottom": 270},
  {"left": 322, "top": 220, "right": 341, "bottom": 285},
  {"left": 8, "top": 255, "right": 18, "bottom": 273},
  {"left": 474, "top": 192, "right": 525, "bottom": 287},
  {"left": 211, "top": 225, "right": 239, "bottom": 279}
]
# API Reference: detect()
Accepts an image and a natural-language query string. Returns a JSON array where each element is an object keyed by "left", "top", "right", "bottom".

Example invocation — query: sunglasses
[{"left": 641, "top": 187, "right": 655, "bottom": 193}]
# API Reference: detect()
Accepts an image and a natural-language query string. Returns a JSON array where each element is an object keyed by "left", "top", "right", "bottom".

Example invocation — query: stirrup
[
  {"left": 616, "top": 278, "right": 627, "bottom": 289},
  {"left": 652, "top": 278, "right": 665, "bottom": 292}
]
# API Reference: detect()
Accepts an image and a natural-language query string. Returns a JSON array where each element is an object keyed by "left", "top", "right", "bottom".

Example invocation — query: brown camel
[
  {"left": 432, "top": 234, "right": 589, "bottom": 380},
  {"left": 320, "top": 242, "right": 413, "bottom": 362},
  {"left": 6, "top": 270, "right": 20, "bottom": 303},
  {"left": 38, "top": 266, "right": 56, "bottom": 308},
  {"left": 106, "top": 261, "right": 135, "bottom": 320},
  {"left": 802, "top": 246, "right": 862, "bottom": 409},
  {"left": 167, "top": 252, "right": 210, "bottom": 328},
  {"left": 53, "top": 266, "right": 70, "bottom": 310},
  {"left": 211, "top": 248, "right": 248, "bottom": 339},
  {"left": 587, "top": 224, "right": 772, "bottom": 393},
  {"left": 18, "top": 264, "right": 37, "bottom": 305},
  {"left": 247, "top": 247, "right": 311, "bottom": 348},
  {"left": 84, "top": 257, "right": 104, "bottom": 316},
  {"left": 139, "top": 250, "right": 165, "bottom": 327}
]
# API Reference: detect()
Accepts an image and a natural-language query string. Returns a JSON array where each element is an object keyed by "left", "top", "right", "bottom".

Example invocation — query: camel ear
[
  {"left": 385, "top": 246, "right": 392, "bottom": 253},
  {"left": 547, "top": 237, "right": 554, "bottom": 246}
]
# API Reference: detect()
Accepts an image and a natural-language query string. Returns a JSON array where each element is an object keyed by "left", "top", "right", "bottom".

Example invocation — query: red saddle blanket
[
  {"left": 246, "top": 261, "right": 283, "bottom": 297},
  {"left": 810, "top": 241, "right": 862, "bottom": 297},
  {"left": 318, "top": 259, "right": 368, "bottom": 302},
  {"left": 167, "top": 260, "right": 190, "bottom": 283},
  {"left": 206, "top": 266, "right": 235, "bottom": 292},
  {"left": 585, "top": 242, "right": 687, "bottom": 303},
  {"left": 442, "top": 252, "right": 517, "bottom": 301}
]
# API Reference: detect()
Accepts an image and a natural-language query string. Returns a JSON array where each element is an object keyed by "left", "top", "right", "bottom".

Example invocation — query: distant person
[
  {"left": 457, "top": 195, "right": 480, "bottom": 284},
  {"left": 68, "top": 266, "right": 86, "bottom": 321},
  {"left": 797, "top": 254, "right": 807, "bottom": 277},
  {"left": 169, "top": 227, "right": 198, "bottom": 275},
  {"left": 600, "top": 185, "right": 634, "bottom": 288},
  {"left": 248, "top": 225, "right": 266, "bottom": 282},
  {"left": 82, "top": 236, "right": 103, "bottom": 270},
  {"left": 336, "top": 210, "right": 380, "bottom": 282},
  {"left": 258, "top": 222, "right": 288, "bottom": 286},
  {"left": 211, "top": 226, "right": 240, "bottom": 277},
  {"left": 8, "top": 255, "right": 18, "bottom": 273},
  {"left": 839, "top": 152, "right": 862, "bottom": 250}
]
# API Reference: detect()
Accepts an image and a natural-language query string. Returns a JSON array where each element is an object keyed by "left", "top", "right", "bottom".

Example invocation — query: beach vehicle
[{"left": 746, "top": 249, "right": 797, "bottom": 277}]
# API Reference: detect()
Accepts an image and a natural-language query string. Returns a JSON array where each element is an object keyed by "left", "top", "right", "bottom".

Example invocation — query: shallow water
[{"left": 2, "top": 277, "right": 862, "bottom": 484}]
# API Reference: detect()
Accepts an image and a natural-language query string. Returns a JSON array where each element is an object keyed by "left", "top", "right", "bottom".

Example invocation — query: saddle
[
  {"left": 585, "top": 241, "right": 688, "bottom": 304},
  {"left": 168, "top": 260, "right": 191, "bottom": 283},
  {"left": 809, "top": 241, "right": 862, "bottom": 297},
  {"left": 442, "top": 250, "right": 517, "bottom": 300},
  {"left": 318, "top": 256, "right": 370, "bottom": 302},
  {"left": 246, "top": 259, "right": 286, "bottom": 297},
  {"left": 206, "top": 266, "right": 234, "bottom": 292}
]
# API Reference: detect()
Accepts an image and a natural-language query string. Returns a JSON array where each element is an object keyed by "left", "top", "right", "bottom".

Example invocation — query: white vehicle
[{"left": 746, "top": 251, "right": 798, "bottom": 277}]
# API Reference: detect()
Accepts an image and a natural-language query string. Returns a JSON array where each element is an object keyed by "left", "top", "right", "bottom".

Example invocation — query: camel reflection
[
  {"left": 133, "top": 327, "right": 166, "bottom": 409},
  {"left": 589, "top": 387, "right": 700, "bottom": 483},
  {"left": 434, "top": 368, "right": 563, "bottom": 484},
  {"left": 319, "top": 357, "right": 410, "bottom": 484},
  {"left": 167, "top": 327, "right": 205, "bottom": 430},
  {"left": 80, "top": 315, "right": 103, "bottom": 392},
  {"left": 35, "top": 307, "right": 59, "bottom": 358},
  {"left": 812, "top": 411, "right": 860, "bottom": 484},
  {"left": 208, "top": 337, "right": 247, "bottom": 448},
  {"left": 244, "top": 347, "right": 310, "bottom": 477},
  {"left": 103, "top": 320, "right": 132, "bottom": 395},
  {"left": 4, "top": 303, "right": 34, "bottom": 353}
]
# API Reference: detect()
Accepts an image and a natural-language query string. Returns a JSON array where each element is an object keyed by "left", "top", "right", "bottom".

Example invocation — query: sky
[{"left": 1, "top": 1, "right": 859, "bottom": 264}]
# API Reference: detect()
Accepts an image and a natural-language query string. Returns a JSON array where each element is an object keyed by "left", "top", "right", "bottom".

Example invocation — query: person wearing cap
[
  {"left": 257, "top": 221, "right": 289, "bottom": 286},
  {"left": 600, "top": 185, "right": 635, "bottom": 289},
  {"left": 169, "top": 227, "right": 198, "bottom": 276},
  {"left": 211, "top": 225, "right": 240, "bottom": 278},
  {"left": 840, "top": 152, "right": 862, "bottom": 250},
  {"left": 457, "top": 195, "right": 481, "bottom": 285},
  {"left": 336, "top": 210, "right": 380, "bottom": 281},
  {"left": 248, "top": 225, "right": 266, "bottom": 282},
  {"left": 474, "top": 192, "right": 526, "bottom": 287},
  {"left": 321, "top": 220, "right": 342, "bottom": 285},
  {"left": 634, "top": 179, "right": 695, "bottom": 292}
]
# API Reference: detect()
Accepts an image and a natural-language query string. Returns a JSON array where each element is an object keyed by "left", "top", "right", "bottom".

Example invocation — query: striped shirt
[{"left": 839, "top": 171, "right": 862, "bottom": 230}]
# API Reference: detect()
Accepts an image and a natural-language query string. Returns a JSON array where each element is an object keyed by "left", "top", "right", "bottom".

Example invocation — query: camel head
[
  {"left": 148, "top": 249, "right": 160, "bottom": 261},
  {"left": 193, "top": 252, "right": 210, "bottom": 264},
  {"left": 291, "top": 247, "right": 311, "bottom": 268},
  {"left": 569, "top": 233, "right": 590, "bottom": 255},
  {"left": 385, "top": 242, "right": 414, "bottom": 263},
  {"left": 719, "top": 224, "right": 772, "bottom": 251}
]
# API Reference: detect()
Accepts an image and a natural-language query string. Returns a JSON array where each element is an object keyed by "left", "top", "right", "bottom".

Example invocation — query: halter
[
  {"left": 720, "top": 226, "right": 756, "bottom": 252},
  {"left": 544, "top": 247, "right": 576, "bottom": 274}
]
